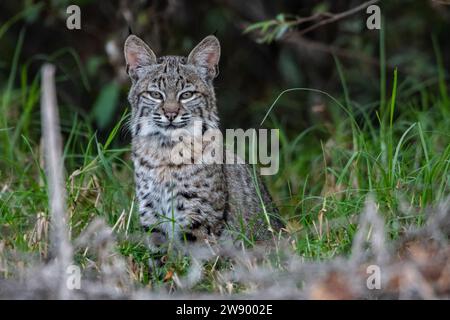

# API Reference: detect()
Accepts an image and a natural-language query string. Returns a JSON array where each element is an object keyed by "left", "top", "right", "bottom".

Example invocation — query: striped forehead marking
[{"left": 151, "top": 56, "right": 189, "bottom": 90}]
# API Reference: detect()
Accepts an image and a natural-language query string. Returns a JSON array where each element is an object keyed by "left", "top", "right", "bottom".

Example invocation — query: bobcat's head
[{"left": 124, "top": 35, "right": 221, "bottom": 138}]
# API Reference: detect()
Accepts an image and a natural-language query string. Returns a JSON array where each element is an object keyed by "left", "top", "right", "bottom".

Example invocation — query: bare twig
[
  {"left": 41, "top": 63, "right": 72, "bottom": 299},
  {"left": 281, "top": 33, "right": 383, "bottom": 67},
  {"left": 239, "top": 0, "right": 385, "bottom": 67},
  {"left": 295, "top": 0, "right": 380, "bottom": 37}
]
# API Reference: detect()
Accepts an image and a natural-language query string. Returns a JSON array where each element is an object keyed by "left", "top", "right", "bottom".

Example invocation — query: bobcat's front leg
[{"left": 139, "top": 212, "right": 168, "bottom": 271}]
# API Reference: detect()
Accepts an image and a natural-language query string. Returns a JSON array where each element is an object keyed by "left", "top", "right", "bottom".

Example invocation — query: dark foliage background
[{"left": 1, "top": 0, "right": 449, "bottom": 142}]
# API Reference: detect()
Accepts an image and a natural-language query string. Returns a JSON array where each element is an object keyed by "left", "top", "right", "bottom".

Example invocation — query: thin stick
[
  {"left": 295, "top": 0, "right": 380, "bottom": 37},
  {"left": 41, "top": 63, "right": 72, "bottom": 299}
]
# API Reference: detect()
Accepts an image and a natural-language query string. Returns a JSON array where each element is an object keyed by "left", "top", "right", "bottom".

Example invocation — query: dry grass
[{"left": 1, "top": 194, "right": 449, "bottom": 299}]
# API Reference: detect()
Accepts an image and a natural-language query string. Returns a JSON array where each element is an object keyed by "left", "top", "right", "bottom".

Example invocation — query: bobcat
[{"left": 124, "top": 34, "right": 282, "bottom": 258}]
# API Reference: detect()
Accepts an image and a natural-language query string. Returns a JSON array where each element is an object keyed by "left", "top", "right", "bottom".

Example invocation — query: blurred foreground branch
[{"left": 40, "top": 64, "right": 73, "bottom": 299}]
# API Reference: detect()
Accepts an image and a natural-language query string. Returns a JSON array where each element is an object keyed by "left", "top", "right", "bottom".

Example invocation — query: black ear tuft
[
  {"left": 128, "top": 25, "right": 133, "bottom": 36},
  {"left": 213, "top": 30, "right": 218, "bottom": 36}
]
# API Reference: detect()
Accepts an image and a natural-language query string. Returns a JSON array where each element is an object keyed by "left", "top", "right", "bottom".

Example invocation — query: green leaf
[
  {"left": 276, "top": 13, "right": 285, "bottom": 22},
  {"left": 92, "top": 82, "right": 120, "bottom": 130},
  {"left": 313, "top": 3, "right": 330, "bottom": 14},
  {"left": 275, "top": 24, "right": 289, "bottom": 40},
  {"left": 244, "top": 20, "right": 276, "bottom": 34}
]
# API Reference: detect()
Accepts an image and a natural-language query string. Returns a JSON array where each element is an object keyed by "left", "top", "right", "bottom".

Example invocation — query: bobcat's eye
[
  {"left": 180, "top": 91, "right": 194, "bottom": 100},
  {"left": 146, "top": 91, "right": 163, "bottom": 100}
]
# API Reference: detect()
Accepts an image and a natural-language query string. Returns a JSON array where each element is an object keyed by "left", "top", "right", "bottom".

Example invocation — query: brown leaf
[{"left": 163, "top": 269, "right": 174, "bottom": 282}]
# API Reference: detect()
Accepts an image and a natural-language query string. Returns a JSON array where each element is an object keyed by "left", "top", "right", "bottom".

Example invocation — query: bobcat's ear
[
  {"left": 124, "top": 35, "right": 157, "bottom": 80},
  {"left": 187, "top": 35, "right": 221, "bottom": 80}
]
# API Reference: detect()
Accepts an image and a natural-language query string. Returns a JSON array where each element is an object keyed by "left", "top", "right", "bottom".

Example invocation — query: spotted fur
[{"left": 124, "top": 35, "right": 281, "bottom": 256}]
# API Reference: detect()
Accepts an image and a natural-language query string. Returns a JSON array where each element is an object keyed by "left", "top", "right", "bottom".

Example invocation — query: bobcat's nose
[
  {"left": 163, "top": 102, "right": 180, "bottom": 122},
  {"left": 165, "top": 111, "right": 179, "bottom": 121}
]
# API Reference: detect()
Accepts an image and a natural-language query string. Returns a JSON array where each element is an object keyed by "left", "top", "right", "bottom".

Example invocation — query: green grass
[{"left": 1, "top": 30, "right": 449, "bottom": 292}]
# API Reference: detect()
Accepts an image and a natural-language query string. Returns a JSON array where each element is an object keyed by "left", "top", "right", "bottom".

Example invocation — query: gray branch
[{"left": 40, "top": 63, "right": 73, "bottom": 299}]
